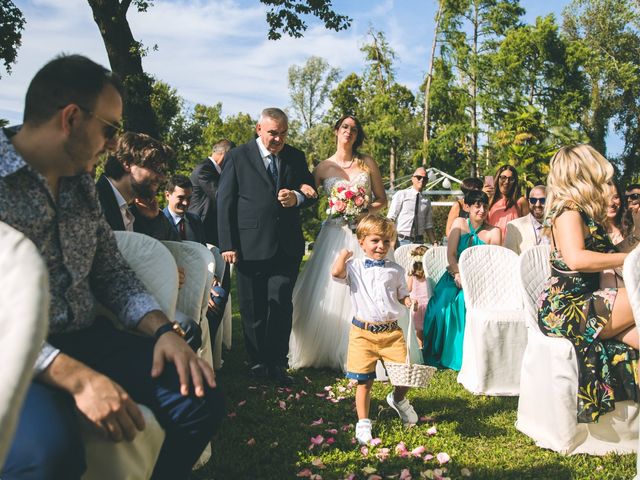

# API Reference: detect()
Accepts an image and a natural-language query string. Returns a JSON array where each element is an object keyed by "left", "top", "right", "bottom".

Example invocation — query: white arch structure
[{"left": 386, "top": 167, "right": 463, "bottom": 206}]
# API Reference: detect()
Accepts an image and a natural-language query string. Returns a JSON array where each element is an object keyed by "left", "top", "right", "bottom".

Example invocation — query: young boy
[{"left": 331, "top": 214, "right": 418, "bottom": 445}]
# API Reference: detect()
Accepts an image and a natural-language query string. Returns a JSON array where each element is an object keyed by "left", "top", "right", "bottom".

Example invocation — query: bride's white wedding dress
[{"left": 289, "top": 172, "right": 373, "bottom": 370}]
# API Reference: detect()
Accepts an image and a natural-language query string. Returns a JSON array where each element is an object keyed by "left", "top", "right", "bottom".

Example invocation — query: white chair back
[
  {"left": 394, "top": 243, "right": 422, "bottom": 273},
  {"left": 458, "top": 245, "right": 521, "bottom": 310},
  {"left": 0, "top": 222, "right": 49, "bottom": 468},
  {"left": 624, "top": 245, "right": 640, "bottom": 333},
  {"left": 113, "top": 231, "right": 178, "bottom": 319},
  {"left": 423, "top": 246, "right": 448, "bottom": 289},
  {"left": 518, "top": 245, "right": 551, "bottom": 329}
]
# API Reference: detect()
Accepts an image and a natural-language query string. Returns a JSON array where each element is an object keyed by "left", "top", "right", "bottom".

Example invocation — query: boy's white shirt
[{"left": 333, "top": 257, "right": 409, "bottom": 322}]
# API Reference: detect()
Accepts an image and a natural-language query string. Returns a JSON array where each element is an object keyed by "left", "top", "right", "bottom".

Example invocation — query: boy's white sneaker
[
  {"left": 386, "top": 393, "right": 418, "bottom": 425},
  {"left": 355, "top": 419, "right": 373, "bottom": 445}
]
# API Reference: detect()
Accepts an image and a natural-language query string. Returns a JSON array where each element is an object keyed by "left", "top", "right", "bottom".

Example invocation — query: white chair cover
[
  {"left": 517, "top": 245, "right": 638, "bottom": 455},
  {"left": 457, "top": 245, "right": 526, "bottom": 396},
  {"left": 394, "top": 243, "right": 422, "bottom": 272},
  {"left": 207, "top": 244, "right": 233, "bottom": 367},
  {"left": 623, "top": 245, "right": 640, "bottom": 472},
  {"left": 422, "top": 246, "right": 448, "bottom": 292},
  {"left": 0, "top": 222, "right": 49, "bottom": 469},
  {"left": 83, "top": 232, "right": 178, "bottom": 480},
  {"left": 162, "top": 240, "right": 216, "bottom": 469}
]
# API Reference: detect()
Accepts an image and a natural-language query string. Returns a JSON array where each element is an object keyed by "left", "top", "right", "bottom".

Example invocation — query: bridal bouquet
[{"left": 327, "top": 182, "right": 370, "bottom": 224}]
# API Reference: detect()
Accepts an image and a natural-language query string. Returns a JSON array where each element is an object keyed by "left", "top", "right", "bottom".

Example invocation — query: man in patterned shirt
[{"left": 0, "top": 55, "right": 224, "bottom": 480}]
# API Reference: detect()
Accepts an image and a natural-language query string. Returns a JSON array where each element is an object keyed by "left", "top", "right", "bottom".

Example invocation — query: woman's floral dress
[{"left": 537, "top": 210, "right": 639, "bottom": 423}]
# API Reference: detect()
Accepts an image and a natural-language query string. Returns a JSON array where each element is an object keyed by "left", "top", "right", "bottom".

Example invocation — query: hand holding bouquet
[{"left": 327, "top": 182, "right": 370, "bottom": 224}]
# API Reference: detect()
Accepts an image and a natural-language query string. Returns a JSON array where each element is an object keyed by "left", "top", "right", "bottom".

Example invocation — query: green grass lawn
[{"left": 192, "top": 281, "right": 636, "bottom": 480}]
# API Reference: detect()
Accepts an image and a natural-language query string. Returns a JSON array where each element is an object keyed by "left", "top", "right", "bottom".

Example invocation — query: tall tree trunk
[
  {"left": 87, "top": 0, "right": 158, "bottom": 137},
  {"left": 469, "top": 0, "right": 479, "bottom": 177},
  {"left": 389, "top": 143, "right": 396, "bottom": 190},
  {"left": 423, "top": 0, "right": 444, "bottom": 165},
  {"left": 586, "top": 81, "right": 607, "bottom": 155}
]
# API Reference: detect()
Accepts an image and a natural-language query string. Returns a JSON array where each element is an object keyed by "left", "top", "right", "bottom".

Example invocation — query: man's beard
[{"left": 131, "top": 176, "right": 156, "bottom": 200}]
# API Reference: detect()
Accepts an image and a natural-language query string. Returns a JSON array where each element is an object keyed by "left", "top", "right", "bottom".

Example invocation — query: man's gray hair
[
  {"left": 531, "top": 184, "right": 546, "bottom": 194},
  {"left": 212, "top": 139, "right": 235, "bottom": 154},
  {"left": 259, "top": 107, "right": 288, "bottom": 124}
]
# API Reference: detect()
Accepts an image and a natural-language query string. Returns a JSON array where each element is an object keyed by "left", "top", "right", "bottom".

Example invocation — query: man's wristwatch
[{"left": 154, "top": 322, "right": 186, "bottom": 342}]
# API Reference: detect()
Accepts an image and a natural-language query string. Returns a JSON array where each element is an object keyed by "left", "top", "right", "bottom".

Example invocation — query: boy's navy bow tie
[{"left": 364, "top": 259, "right": 385, "bottom": 268}]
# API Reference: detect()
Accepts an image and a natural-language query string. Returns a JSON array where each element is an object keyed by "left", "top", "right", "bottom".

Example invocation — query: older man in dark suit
[
  {"left": 217, "top": 108, "right": 316, "bottom": 385},
  {"left": 189, "top": 139, "right": 234, "bottom": 246}
]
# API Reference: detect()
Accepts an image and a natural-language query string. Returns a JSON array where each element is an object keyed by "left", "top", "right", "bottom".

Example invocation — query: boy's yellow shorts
[{"left": 345, "top": 322, "right": 407, "bottom": 381}]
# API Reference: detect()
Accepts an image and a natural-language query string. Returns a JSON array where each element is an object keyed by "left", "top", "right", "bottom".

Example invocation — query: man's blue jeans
[{"left": 1, "top": 317, "right": 225, "bottom": 480}]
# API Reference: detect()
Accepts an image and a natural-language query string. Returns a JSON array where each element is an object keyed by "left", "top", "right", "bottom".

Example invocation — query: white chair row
[
  {"left": 516, "top": 245, "right": 639, "bottom": 455},
  {"left": 82, "top": 232, "right": 225, "bottom": 479},
  {"left": 0, "top": 223, "right": 49, "bottom": 468}
]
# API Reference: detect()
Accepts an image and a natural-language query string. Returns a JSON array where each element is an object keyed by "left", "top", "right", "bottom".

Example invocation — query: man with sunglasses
[
  {"left": 387, "top": 166, "right": 437, "bottom": 246},
  {"left": 625, "top": 184, "right": 640, "bottom": 214},
  {"left": 504, "top": 185, "right": 549, "bottom": 254},
  {"left": 0, "top": 55, "right": 224, "bottom": 479}
]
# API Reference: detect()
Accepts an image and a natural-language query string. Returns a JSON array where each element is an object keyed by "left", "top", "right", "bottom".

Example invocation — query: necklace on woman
[{"left": 338, "top": 156, "right": 355, "bottom": 169}]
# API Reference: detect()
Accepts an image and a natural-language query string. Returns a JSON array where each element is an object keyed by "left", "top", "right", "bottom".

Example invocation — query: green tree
[
  {"left": 0, "top": 0, "right": 25, "bottom": 77},
  {"left": 562, "top": 0, "right": 640, "bottom": 157},
  {"left": 288, "top": 56, "right": 340, "bottom": 130},
  {"left": 327, "top": 73, "right": 364, "bottom": 120},
  {"left": 439, "top": 0, "right": 525, "bottom": 176}
]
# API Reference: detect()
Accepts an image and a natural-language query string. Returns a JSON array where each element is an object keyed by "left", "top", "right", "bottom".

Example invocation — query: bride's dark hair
[{"left": 334, "top": 114, "right": 367, "bottom": 170}]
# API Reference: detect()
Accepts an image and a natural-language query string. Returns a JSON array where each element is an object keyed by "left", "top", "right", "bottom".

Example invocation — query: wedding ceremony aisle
[{"left": 192, "top": 284, "right": 635, "bottom": 480}]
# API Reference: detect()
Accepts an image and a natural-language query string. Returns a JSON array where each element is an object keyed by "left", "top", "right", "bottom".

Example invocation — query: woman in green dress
[
  {"left": 538, "top": 144, "right": 639, "bottom": 423},
  {"left": 422, "top": 190, "right": 501, "bottom": 370}
]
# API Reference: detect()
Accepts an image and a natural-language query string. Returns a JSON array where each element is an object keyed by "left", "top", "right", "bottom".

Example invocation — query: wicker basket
[
  {"left": 385, "top": 314, "right": 437, "bottom": 388},
  {"left": 385, "top": 361, "right": 436, "bottom": 388}
]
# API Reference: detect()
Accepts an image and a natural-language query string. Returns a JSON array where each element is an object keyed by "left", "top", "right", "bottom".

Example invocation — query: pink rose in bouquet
[{"left": 327, "top": 181, "right": 370, "bottom": 224}]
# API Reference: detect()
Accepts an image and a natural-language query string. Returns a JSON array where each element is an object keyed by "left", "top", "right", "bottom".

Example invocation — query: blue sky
[{"left": 2, "top": 0, "right": 621, "bottom": 154}]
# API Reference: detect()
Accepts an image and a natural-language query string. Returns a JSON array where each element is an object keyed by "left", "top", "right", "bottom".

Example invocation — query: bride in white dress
[{"left": 289, "top": 115, "right": 387, "bottom": 370}]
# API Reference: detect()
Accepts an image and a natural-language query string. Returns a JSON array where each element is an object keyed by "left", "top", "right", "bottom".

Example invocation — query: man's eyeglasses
[
  {"left": 529, "top": 196, "right": 546, "bottom": 205},
  {"left": 498, "top": 174, "right": 515, "bottom": 183},
  {"left": 413, "top": 175, "right": 426, "bottom": 181},
  {"left": 626, "top": 193, "right": 640, "bottom": 202},
  {"left": 76, "top": 105, "right": 123, "bottom": 141}
]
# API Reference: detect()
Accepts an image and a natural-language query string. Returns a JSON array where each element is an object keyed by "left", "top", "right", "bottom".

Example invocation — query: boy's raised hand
[
  {"left": 331, "top": 249, "right": 353, "bottom": 279},
  {"left": 339, "top": 249, "right": 353, "bottom": 262}
]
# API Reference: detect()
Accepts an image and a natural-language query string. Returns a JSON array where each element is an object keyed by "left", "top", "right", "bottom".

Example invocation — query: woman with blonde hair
[
  {"left": 537, "top": 144, "right": 638, "bottom": 424},
  {"left": 289, "top": 114, "right": 387, "bottom": 371}
]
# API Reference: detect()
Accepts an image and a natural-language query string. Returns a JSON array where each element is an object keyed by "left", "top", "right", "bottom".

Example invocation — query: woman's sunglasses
[
  {"left": 529, "top": 196, "right": 546, "bottom": 205},
  {"left": 626, "top": 193, "right": 640, "bottom": 202}
]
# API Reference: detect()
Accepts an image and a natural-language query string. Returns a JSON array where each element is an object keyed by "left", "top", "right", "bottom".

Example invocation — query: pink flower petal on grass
[
  {"left": 325, "top": 428, "right": 338, "bottom": 435},
  {"left": 367, "top": 475, "right": 382, "bottom": 480},
  {"left": 310, "top": 475, "right": 323, "bottom": 480},
  {"left": 423, "top": 453, "right": 434, "bottom": 462},
  {"left": 345, "top": 474, "right": 356, "bottom": 480},
  {"left": 341, "top": 424, "right": 352, "bottom": 432},
  {"left": 370, "top": 437, "right": 382, "bottom": 446},
  {"left": 311, "top": 418, "right": 324, "bottom": 426},
  {"left": 310, "top": 435, "right": 325, "bottom": 446},
  {"left": 375, "top": 447, "right": 390, "bottom": 461},
  {"left": 297, "top": 468, "right": 312, "bottom": 477},
  {"left": 246, "top": 438, "right": 256, "bottom": 446},
  {"left": 395, "top": 442, "right": 409, "bottom": 457},
  {"left": 227, "top": 412, "right": 236, "bottom": 418},
  {"left": 237, "top": 400, "right": 247, "bottom": 407},
  {"left": 315, "top": 393, "right": 326, "bottom": 398},
  {"left": 360, "top": 446, "right": 369, "bottom": 456},
  {"left": 324, "top": 385, "right": 333, "bottom": 391},
  {"left": 278, "top": 400, "right": 287, "bottom": 410},
  {"left": 311, "top": 458, "right": 326, "bottom": 468},
  {"left": 411, "top": 446, "right": 426, "bottom": 457},
  {"left": 436, "top": 452, "right": 450, "bottom": 465},
  {"left": 426, "top": 426, "right": 437, "bottom": 436},
  {"left": 326, "top": 437, "right": 336, "bottom": 445},
  {"left": 399, "top": 469, "right": 412, "bottom": 480}
]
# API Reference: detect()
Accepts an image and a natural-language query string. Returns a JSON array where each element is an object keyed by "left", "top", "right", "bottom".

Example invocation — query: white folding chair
[
  {"left": 516, "top": 245, "right": 638, "bottom": 454},
  {"left": 0, "top": 223, "right": 49, "bottom": 469},
  {"left": 207, "top": 244, "right": 233, "bottom": 368},
  {"left": 422, "top": 246, "right": 448, "bottom": 292},
  {"left": 623, "top": 246, "right": 640, "bottom": 471},
  {"left": 393, "top": 243, "right": 422, "bottom": 272},
  {"left": 83, "top": 232, "right": 176, "bottom": 480},
  {"left": 457, "top": 245, "right": 526, "bottom": 396}
]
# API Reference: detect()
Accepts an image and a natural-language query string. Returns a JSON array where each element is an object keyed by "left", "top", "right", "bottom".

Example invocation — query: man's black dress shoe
[
  {"left": 249, "top": 363, "right": 269, "bottom": 380},
  {"left": 269, "top": 365, "right": 294, "bottom": 387}
]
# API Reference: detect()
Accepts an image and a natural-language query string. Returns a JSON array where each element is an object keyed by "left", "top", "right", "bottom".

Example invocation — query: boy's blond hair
[{"left": 355, "top": 214, "right": 397, "bottom": 242}]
